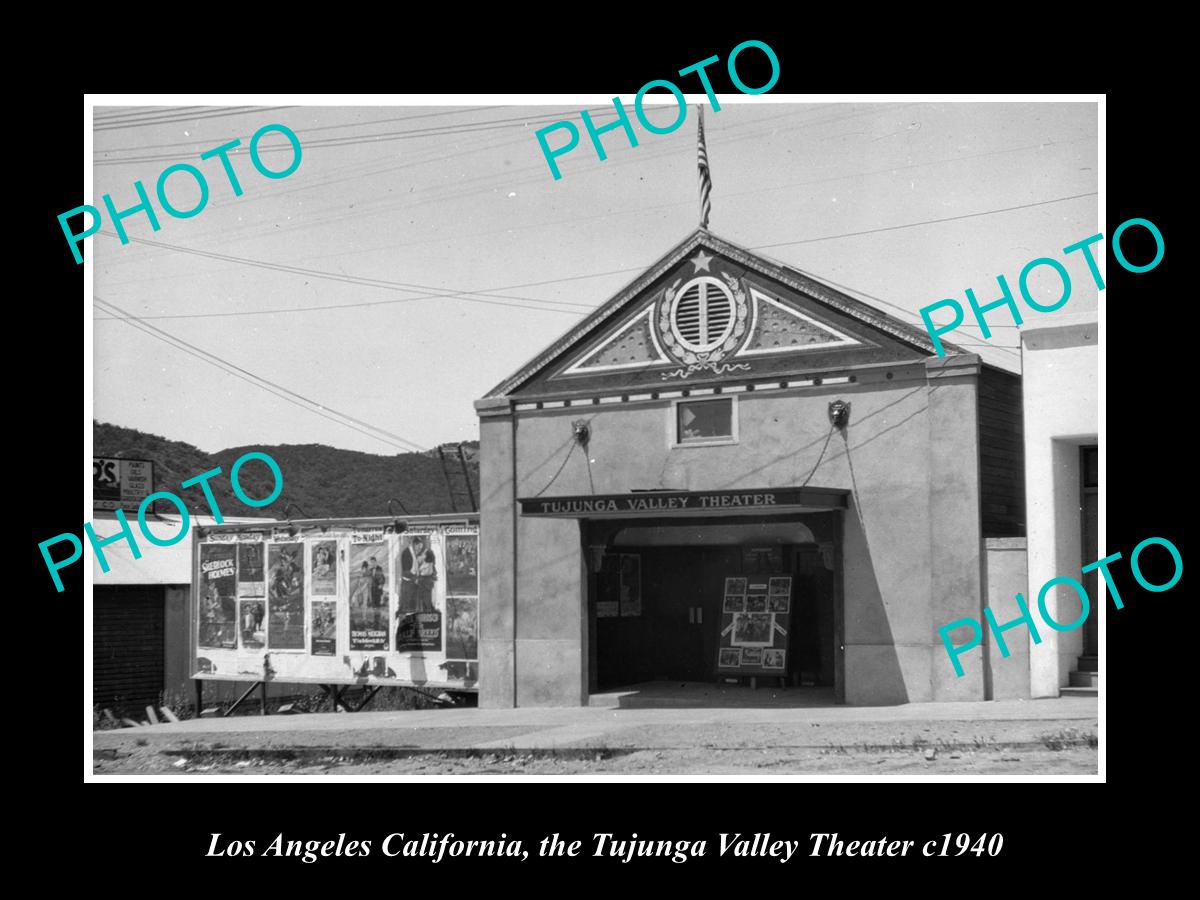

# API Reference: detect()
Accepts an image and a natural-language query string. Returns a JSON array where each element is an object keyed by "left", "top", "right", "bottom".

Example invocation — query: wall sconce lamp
[{"left": 828, "top": 400, "right": 851, "bottom": 430}]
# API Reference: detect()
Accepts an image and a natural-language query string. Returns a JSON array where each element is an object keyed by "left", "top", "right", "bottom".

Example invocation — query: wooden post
[
  {"left": 437, "top": 446, "right": 457, "bottom": 512},
  {"left": 224, "top": 681, "right": 260, "bottom": 717},
  {"left": 259, "top": 680, "right": 268, "bottom": 715},
  {"left": 194, "top": 679, "right": 203, "bottom": 718},
  {"left": 456, "top": 443, "right": 477, "bottom": 511}
]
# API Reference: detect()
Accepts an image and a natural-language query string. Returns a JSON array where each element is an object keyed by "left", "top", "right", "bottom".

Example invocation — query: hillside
[{"left": 93, "top": 422, "right": 480, "bottom": 519}]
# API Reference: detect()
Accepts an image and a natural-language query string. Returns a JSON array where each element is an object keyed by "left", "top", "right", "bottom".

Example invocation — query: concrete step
[
  {"left": 1076, "top": 655, "right": 1099, "bottom": 673},
  {"left": 1069, "top": 670, "right": 1099, "bottom": 688},
  {"left": 1060, "top": 686, "right": 1098, "bottom": 698}
]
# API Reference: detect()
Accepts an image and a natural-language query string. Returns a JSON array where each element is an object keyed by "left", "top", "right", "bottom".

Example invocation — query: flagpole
[{"left": 698, "top": 105, "right": 712, "bottom": 230}]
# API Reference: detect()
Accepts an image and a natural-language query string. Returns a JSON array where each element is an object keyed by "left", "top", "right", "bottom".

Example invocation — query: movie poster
[
  {"left": 237, "top": 542, "right": 265, "bottom": 598},
  {"left": 717, "top": 571, "right": 792, "bottom": 676},
  {"left": 267, "top": 543, "right": 305, "bottom": 649},
  {"left": 396, "top": 532, "right": 441, "bottom": 616},
  {"left": 198, "top": 543, "right": 237, "bottom": 648},
  {"left": 730, "top": 612, "right": 774, "bottom": 647},
  {"left": 445, "top": 533, "right": 478, "bottom": 595},
  {"left": 239, "top": 599, "right": 265, "bottom": 648},
  {"left": 396, "top": 611, "right": 442, "bottom": 652},
  {"left": 597, "top": 554, "right": 620, "bottom": 618},
  {"left": 350, "top": 542, "right": 389, "bottom": 650},
  {"left": 311, "top": 600, "right": 337, "bottom": 656},
  {"left": 445, "top": 596, "right": 478, "bottom": 660},
  {"left": 619, "top": 554, "right": 642, "bottom": 617},
  {"left": 310, "top": 540, "right": 337, "bottom": 595}
]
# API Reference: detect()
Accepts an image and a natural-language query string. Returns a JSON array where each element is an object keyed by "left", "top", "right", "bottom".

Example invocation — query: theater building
[{"left": 475, "top": 227, "right": 1025, "bottom": 708}]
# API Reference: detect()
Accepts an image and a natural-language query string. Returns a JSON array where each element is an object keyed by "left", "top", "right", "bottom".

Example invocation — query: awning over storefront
[{"left": 518, "top": 487, "right": 848, "bottom": 518}]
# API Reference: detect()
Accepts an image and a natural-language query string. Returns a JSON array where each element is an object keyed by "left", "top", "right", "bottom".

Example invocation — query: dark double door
[
  {"left": 594, "top": 546, "right": 731, "bottom": 688},
  {"left": 592, "top": 543, "right": 837, "bottom": 690}
]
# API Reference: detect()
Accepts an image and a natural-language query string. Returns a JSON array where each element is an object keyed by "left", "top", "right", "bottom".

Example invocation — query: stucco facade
[
  {"left": 1020, "top": 318, "right": 1099, "bottom": 697},
  {"left": 476, "top": 229, "right": 1024, "bottom": 707}
]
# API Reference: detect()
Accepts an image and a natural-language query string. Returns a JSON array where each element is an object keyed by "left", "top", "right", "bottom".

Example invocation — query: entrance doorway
[
  {"left": 585, "top": 515, "right": 839, "bottom": 694},
  {"left": 1079, "top": 445, "right": 1098, "bottom": 670}
]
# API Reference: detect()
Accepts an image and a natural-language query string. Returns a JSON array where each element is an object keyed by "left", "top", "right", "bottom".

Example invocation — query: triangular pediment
[{"left": 488, "top": 229, "right": 949, "bottom": 399}]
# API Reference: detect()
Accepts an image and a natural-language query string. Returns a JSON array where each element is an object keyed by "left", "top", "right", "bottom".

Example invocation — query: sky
[{"left": 90, "top": 98, "right": 1098, "bottom": 456}]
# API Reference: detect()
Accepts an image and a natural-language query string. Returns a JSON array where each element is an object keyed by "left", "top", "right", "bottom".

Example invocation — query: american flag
[{"left": 698, "top": 106, "right": 712, "bottom": 228}]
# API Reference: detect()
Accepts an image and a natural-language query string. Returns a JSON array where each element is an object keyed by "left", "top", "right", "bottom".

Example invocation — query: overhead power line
[
  {"left": 187, "top": 106, "right": 907, "bottom": 249},
  {"left": 93, "top": 108, "right": 618, "bottom": 165},
  {"left": 97, "top": 105, "right": 900, "bottom": 262},
  {"left": 95, "top": 105, "right": 213, "bottom": 122},
  {"left": 94, "top": 107, "right": 496, "bottom": 155},
  {"left": 94, "top": 232, "right": 594, "bottom": 317},
  {"left": 94, "top": 296, "right": 427, "bottom": 453},
  {"left": 95, "top": 191, "right": 1099, "bottom": 327},
  {"left": 94, "top": 106, "right": 298, "bottom": 132},
  {"left": 755, "top": 191, "right": 1098, "bottom": 250}
]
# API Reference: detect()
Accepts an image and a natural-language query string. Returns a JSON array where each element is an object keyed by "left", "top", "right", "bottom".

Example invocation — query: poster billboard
[
  {"left": 191, "top": 515, "right": 479, "bottom": 691},
  {"left": 311, "top": 600, "right": 336, "bottom": 656},
  {"left": 395, "top": 531, "right": 442, "bottom": 651},
  {"left": 446, "top": 596, "right": 478, "bottom": 660},
  {"left": 267, "top": 543, "right": 305, "bottom": 649},
  {"left": 349, "top": 542, "right": 389, "bottom": 651},
  {"left": 237, "top": 542, "right": 265, "bottom": 597},
  {"left": 198, "top": 543, "right": 237, "bottom": 649},
  {"left": 310, "top": 540, "right": 337, "bottom": 595},
  {"left": 445, "top": 533, "right": 479, "bottom": 595}
]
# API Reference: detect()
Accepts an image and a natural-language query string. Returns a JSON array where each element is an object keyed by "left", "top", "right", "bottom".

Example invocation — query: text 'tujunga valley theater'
[{"left": 474, "top": 226, "right": 1036, "bottom": 708}]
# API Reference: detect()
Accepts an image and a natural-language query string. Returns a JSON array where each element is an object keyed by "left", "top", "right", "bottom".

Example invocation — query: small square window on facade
[{"left": 673, "top": 396, "right": 737, "bottom": 447}]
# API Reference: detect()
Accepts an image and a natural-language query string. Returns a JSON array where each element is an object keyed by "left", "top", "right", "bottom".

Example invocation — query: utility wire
[
  {"left": 95, "top": 105, "right": 213, "bottom": 122},
  {"left": 533, "top": 441, "right": 580, "bottom": 498},
  {"left": 93, "top": 108, "right": 617, "bottom": 164},
  {"left": 95, "top": 192, "right": 1099, "bottom": 329},
  {"left": 192, "top": 106, "right": 899, "bottom": 246},
  {"left": 755, "top": 192, "right": 1098, "bottom": 250},
  {"left": 840, "top": 430, "right": 876, "bottom": 561},
  {"left": 109, "top": 132, "right": 1091, "bottom": 283},
  {"left": 94, "top": 106, "right": 298, "bottom": 132},
  {"left": 99, "top": 105, "right": 813, "bottom": 259},
  {"left": 95, "top": 105, "right": 908, "bottom": 260},
  {"left": 93, "top": 232, "right": 595, "bottom": 317},
  {"left": 94, "top": 301, "right": 417, "bottom": 454},
  {"left": 94, "top": 296, "right": 426, "bottom": 453},
  {"left": 796, "top": 269, "right": 1022, "bottom": 330},
  {"left": 94, "top": 107, "right": 495, "bottom": 155},
  {"left": 798, "top": 422, "right": 836, "bottom": 488}
]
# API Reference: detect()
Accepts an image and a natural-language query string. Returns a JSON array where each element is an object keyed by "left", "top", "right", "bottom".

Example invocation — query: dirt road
[
  {"left": 94, "top": 743, "right": 1095, "bottom": 776},
  {"left": 91, "top": 697, "right": 1098, "bottom": 776}
]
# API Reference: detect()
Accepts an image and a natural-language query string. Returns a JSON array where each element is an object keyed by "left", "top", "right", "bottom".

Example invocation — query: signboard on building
[
  {"left": 190, "top": 515, "right": 480, "bottom": 692},
  {"left": 519, "top": 487, "right": 848, "bottom": 518},
  {"left": 93, "top": 457, "right": 154, "bottom": 513}
]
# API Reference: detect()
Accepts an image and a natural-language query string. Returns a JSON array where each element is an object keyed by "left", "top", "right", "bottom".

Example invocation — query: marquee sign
[{"left": 519, "top": 487, "right": 848, "bottom": 517}]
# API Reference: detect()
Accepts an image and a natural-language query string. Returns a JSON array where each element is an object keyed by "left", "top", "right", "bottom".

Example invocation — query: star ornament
[{"left": 690, "top": 250, "right": 714, "bottom": 272}]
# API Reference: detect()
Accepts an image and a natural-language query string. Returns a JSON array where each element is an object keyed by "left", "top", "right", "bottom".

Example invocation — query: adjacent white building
[{"left": 1020, "top": 314, "right": 1099, "bottom": 697}]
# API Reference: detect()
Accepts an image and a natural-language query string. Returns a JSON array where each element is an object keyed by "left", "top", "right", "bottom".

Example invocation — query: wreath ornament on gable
[{"left": 658, "top": 271, "right": 752, "bottom": 380}]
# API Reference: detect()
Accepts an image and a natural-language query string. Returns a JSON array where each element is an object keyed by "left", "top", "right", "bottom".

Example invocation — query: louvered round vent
[{"left": 670, "top": 277, "right": 736, "bottom": 352}]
